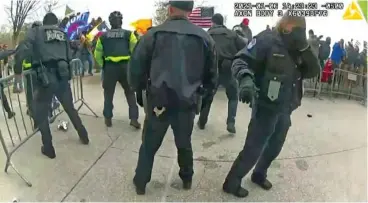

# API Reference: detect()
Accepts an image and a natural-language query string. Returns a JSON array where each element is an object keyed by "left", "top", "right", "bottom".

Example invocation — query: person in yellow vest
[{"left": 94, "top": 11, "right": 140, "bottom": 128}]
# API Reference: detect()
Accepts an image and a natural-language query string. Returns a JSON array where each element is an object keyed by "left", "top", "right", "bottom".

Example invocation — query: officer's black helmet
[
  {"left": 32, "top": 21, "right": 42, "bottom": 28},
  {"left": 43, "top": 12, "right": 58, "bottom": 25},
  {"left": 109, "top": 11, "right": 123, "bottom": 27}
]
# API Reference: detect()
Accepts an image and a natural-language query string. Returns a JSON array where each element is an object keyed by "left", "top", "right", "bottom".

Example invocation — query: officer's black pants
[
  {"left": 224, "top": 104, "right": 291, "bottom": 191},
  {"left": 0, "top": 84, "right": 11, "bottom": 113},
  {"left": 134, "top": 106, "right": 196, "bottom": 186},
  {"left": 199, "top": 61, "right": 238, "bottom": 125},
  {"left": 102, "top": 61, "right": 138, "bottom": 120},
  {"left": 33, "top": 70, "right": 87, "bottom": 148},
  {"left": 25, "top": 73, "right": 56, "bottom": 124}
]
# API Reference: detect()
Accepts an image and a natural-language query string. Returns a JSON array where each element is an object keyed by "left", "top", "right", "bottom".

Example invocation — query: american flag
[{"left": 188, "top": 7, "right": 214, "bottom": 28}]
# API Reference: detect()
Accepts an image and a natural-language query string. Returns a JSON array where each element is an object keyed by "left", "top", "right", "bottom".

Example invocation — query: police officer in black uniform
[
  {"left": 94, "top": 11, "right": 141, "bottom": 129},
  {"left": 222, "top": 13, "right": 320, "bottom": 198},
  {"left": 14, "top": 13, "right": 89, "bottom": 159},
  {"left": 198, "top": 13, "right": 246, "bottom": 133},
  {"left": 129, "top": 0, "right": 218, "bottom": 195},
  {"left": 15, "top": 21, "right": 59, "bottom": 128}
]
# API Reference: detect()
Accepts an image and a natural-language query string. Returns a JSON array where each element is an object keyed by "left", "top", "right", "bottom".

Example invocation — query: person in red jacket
[{"left": 321, "top": 59, "right": 333, "bottom": 83}]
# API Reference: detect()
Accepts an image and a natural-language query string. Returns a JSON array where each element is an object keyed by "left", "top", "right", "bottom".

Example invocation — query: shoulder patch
[{"left": 247, "top": 38, "right": 256, "bottom": 50}]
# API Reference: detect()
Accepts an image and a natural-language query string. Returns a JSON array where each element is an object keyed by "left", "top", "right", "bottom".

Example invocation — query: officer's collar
[
  {"left": 167, "top": 16, "right": 189, "bottom": 21},
  {"left": 210, "top": 24, "right": 226, "bottom": 29}
]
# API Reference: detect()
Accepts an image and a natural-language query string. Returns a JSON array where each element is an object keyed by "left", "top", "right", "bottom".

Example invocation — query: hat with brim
[{"left": 164, "top": 0, "right": 194, "bottom": 12}]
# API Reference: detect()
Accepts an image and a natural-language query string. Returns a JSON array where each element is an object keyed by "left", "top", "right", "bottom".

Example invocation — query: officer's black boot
[
  {"left": 183, "top": 180, "right": 192, "bottom": 190},
  {"left": 130, "top": 120, "right": 141, "bottom": 129},
  {"left": 41, "top": 145, "right": 56, "bottom": 159},
  {"left": 251, "top": 172, "right": 272, "bottom": 190},
  {"left": 226, "top": 123, "right": 236, "bottom": 134},
  {"left": 222, "top": 181, "right": 249, "bottom": 198},
  {"left": 105, "top": 118, "right": 112, "bottom": 127},
  {"left": 78, "top": 127, "right": 89, "bottom": 145},
  {"left": 133, "top": 178, "right": 146, "bottom": 195},
  {"left": 197, "top": 120, "right": 206, "bottom": 130},
  {"left": 7, "top": 111, "right": 15, "bottom": 119}
]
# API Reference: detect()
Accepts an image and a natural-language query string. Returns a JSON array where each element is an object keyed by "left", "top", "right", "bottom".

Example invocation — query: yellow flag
[
  {"left": 86, "top": 23, "right": 101, "bottom": 42},
  {"left": 130, "top": 19, "right": 152, "bottom": 34}
]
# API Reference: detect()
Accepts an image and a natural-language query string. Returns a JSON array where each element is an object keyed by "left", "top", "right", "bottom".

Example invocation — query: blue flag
[{"left": 64, "top": 12, "right": 90, "bottom": 40}]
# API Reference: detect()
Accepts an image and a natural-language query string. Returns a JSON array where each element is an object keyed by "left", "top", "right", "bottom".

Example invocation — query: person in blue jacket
[{"left": 330, "top": 39, "right": 346, "bottom": 70}]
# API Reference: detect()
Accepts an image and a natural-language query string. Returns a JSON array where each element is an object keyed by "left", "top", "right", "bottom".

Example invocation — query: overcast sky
[{"left": 0, "top": 0, "right": 367, "bottom": 46}]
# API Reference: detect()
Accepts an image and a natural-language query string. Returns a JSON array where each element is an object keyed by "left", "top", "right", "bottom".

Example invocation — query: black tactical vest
[
  {"left": 100, "top": 29, "right": 131, "bottom": 57},
  {"left": 35, "top": 26, "right": 68, "bottom": 63},
  {"left": 148, "top": 18, "right": 214, "bottom": 107},
  {"left": 261, "top": 41, "right": 302, "bottom": 109}
]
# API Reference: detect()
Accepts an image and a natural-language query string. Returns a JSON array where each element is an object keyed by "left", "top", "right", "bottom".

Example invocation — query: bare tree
[
  {"left": 5, "top": 0, "right": 40, "bottom": 47},
  {"left": 44, "top": 0, "right": 61, "bottom": 13},
  {"left": 153, "top": 0, "right": 168, "bottom": 26}
]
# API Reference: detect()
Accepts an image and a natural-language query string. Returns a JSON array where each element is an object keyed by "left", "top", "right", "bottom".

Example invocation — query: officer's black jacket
[
  {"left": 207, "top": 25, "right": 246, "bottom": 60},
  {"left": 13, "top": 41, "right": 28, "bottom": 74},
  {"left": 232, "top": 30, "right": 320, "bottom": 111},
  {"left": 128, "top": 16, "right": 218, "bottom": 107}
]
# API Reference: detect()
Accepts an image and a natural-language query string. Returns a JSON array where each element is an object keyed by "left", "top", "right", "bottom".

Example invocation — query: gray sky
[{"left": 0, "top": 0, "right": 367, "bottom": 46}]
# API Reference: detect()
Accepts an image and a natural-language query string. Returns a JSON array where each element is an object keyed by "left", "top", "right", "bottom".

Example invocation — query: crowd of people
[
  {"left": 0, "top": 0, "right": 366, "bottom": 200},
  {"left": 233, "top": 20, "right": 367, "bottom": 78},
  {"left": 60, "top": 15, "right": 104, "bottom": 76}
]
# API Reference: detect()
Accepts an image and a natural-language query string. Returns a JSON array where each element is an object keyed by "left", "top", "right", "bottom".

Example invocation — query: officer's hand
[
  {"left": 238, "top": 76, "right": 256, "bottom": 104},
  {"left": 291, "top": 27, "right": 309, "bottom": 51},
  {"left": 13, "top": 74, "right": 23, "bottom": 93}
]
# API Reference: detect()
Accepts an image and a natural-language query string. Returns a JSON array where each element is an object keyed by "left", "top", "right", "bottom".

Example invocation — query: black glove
[
  {"left": 290, "top": 27, "right": 309, "bottom": 51},
  {"left": 238, "top": 76, "right": 256, "bottom": 104}
]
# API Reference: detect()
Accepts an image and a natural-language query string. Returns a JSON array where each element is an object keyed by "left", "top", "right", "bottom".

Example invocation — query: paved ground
[{"left": 0, "top": 74, "right": 367, "bottom": 202}]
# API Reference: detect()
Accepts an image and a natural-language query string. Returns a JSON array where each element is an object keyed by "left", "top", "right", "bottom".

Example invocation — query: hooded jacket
[
  {"left": 318, "top": 38, "right": 331, "bottom": 60},
  {"left": 330, "top": 42, "right": 345, "bottom": 64}
]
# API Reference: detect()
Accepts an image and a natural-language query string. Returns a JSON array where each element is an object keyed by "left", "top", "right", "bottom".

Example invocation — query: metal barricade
[
  {"left": 303, "top": 64, "right": 367, "bottom": 102},
  {"left": 303, "top": 69, "right": 322, "bottom": 97},
  {"left": 0, "top": 58, "right": 98, "bottom": 187},
  {"left": 329, "top": 68, "right": 367, "bottom": 100}
]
